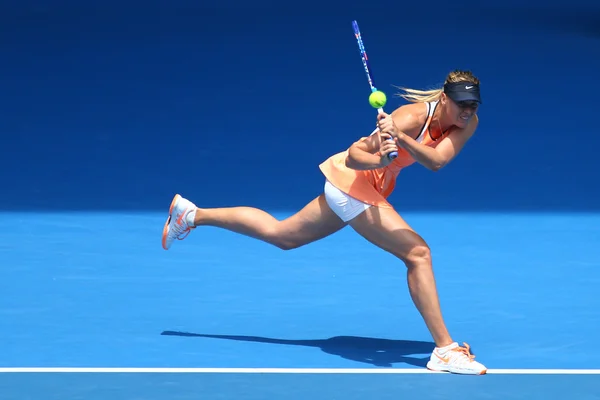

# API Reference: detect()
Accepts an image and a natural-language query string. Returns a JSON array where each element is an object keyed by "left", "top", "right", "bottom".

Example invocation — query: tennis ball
[{"left": 369, "top": 90, "right": 387, "bottom": 108}]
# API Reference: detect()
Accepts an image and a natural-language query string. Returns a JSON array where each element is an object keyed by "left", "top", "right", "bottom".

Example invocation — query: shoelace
[
  {"left": 169, "top": 214, "right": 193, "bottom": 240},
  {"left": 451, "top": 342, "right": 476, "bottom": 361},
  {"left": 176, "top": 227, "right": 192, "bottom": 240}
]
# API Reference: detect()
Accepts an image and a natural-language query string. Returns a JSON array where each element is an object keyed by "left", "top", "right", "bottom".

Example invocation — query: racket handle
[{"left": 377, "top": 107, "right": 398, "bottom": 160}]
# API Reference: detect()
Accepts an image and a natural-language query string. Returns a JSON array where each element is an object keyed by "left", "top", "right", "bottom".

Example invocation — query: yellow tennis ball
[{"left": 369, "top": 90, "right": 387, "bottom": 108}]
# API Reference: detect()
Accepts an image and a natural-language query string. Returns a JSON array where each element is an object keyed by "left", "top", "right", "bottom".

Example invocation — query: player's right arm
[
  {"left": 345, "top": 103, "right": 424, "bottom": 170},
  {"left": 346, "top": 130, "right": 383, "bottom": 170}
]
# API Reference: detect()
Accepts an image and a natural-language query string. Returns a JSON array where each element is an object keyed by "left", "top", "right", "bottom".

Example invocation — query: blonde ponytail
[
  {"left": 395, "top": 87, "right": 443, "bottom": 103},
  {"left": 394, "top": 70, "right": 481, "bottom": 104}
]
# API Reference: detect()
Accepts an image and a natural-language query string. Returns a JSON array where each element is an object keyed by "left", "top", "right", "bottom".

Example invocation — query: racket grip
[{"left": 377, "top": 107, "right": 398, "bottom": 160}]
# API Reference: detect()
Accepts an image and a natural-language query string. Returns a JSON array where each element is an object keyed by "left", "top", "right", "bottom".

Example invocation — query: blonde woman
[{"left": 162, "top": 69, "right": 487, "bottom": 375}]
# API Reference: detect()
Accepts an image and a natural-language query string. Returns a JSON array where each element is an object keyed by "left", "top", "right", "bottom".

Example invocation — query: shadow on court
[{"left": 161, "top": 331, "right": 434, "bottom": 368}]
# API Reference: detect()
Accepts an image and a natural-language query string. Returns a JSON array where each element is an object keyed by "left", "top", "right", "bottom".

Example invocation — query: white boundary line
[{"left": 0, "top": 368, "right": 598, "bottom": 375}]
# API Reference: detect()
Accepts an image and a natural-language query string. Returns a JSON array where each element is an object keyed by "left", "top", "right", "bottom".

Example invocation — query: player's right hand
[{"left": 379, "top": 132, "right": 398, "bottom": 167}]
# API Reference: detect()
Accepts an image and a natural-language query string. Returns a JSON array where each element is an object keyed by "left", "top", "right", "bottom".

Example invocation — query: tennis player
[{"left": 162, "top": 69, "right": 487, "bottom": 375}]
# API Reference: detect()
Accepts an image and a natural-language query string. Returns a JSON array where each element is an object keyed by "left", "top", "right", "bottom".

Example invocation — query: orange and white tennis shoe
[
  {"left": 426, "top": 342, "right": 487, "bottom": 375},
  {"left": 162, "top": 194, "right": 197, "bottom": 250}
]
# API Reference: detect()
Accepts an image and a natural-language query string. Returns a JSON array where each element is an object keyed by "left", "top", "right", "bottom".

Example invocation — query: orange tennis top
[{"left": 319, "top": 101, "right": 444, "bottom": 208}]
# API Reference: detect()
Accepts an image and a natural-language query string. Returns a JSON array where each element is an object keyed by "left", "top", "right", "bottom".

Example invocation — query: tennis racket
[{"left": 352, "top": 20, "right": 397, "bottom": 160}]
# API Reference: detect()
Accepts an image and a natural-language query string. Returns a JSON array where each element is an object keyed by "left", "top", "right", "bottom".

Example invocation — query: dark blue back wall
[{"left": 2, "top": 1, "right": 599, "bottom": 212}]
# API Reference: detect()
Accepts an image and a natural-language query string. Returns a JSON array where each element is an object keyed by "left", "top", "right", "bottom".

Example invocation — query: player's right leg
[{"left": 161, "top": 189, "right": 347, "bottom": 251}]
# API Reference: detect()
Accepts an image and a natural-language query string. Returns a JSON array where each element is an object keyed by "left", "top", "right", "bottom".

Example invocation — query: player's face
[{"left": 446, "top": 96, "right": 479, "bottom": 129}]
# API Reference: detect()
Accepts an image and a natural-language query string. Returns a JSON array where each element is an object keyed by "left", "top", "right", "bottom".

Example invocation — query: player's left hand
[{"left": 377, "top": 112, "right": 397, "bottom": 137}]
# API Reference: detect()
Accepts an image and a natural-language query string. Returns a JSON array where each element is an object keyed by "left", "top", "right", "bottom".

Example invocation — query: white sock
[
  {"left": 436, "top": 342, "right": 458, "bottom": 354},
  {"left": 185, "top": 209, "right": 196, "bottom": 227}
]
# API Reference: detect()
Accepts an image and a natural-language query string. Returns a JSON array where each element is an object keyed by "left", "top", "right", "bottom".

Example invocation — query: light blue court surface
[{"left": 1, "top": 212, "right": 599, "bottom": 399}]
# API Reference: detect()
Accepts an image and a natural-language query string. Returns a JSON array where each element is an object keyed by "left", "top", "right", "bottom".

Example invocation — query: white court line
[{"left": 0, "top": 368, "right": 598, "bottom": 375}]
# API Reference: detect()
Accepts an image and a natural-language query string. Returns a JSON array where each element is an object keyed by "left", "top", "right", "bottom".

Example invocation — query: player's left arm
[{"left": 395, "top": 115, "right": 479, "bottom": 171}]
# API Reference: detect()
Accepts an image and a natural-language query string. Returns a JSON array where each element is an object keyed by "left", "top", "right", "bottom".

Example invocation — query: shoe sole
[
  {"left": 161, "top": 194, "right": 182, "bottom": 250},
  {"left": 426, "top": 364, "right": 487, "bottom": 375}
]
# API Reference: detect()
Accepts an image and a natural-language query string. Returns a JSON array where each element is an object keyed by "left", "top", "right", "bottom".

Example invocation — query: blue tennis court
[
  {"left": 2, "top": 0, "right": 600, "bottom": 398},
  {"left": 1, "top": 211, "right": 599, "bottom": 398}
]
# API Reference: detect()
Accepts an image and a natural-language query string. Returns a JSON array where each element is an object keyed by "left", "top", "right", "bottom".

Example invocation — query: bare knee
[
  {"left": 400, "top": 244, "right": 432, "bottom": 268},
  {"left": 264, "top": 224, "right": 304, "bottom": 251},
  {"left": 276, "top": 240, "right": 302, "bottom": 251},
  {"left": 272, "top": 235, "right": 303, "bottom": 251}
]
